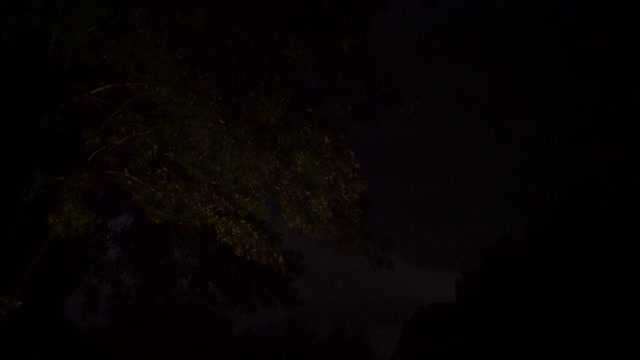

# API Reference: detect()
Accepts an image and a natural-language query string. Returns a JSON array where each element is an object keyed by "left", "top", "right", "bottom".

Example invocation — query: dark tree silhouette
[
  {"left": 1, "top": 0, "right": 390, "bottom": 302},
  {"left": 234, "top": 318, "right": 376, "bottom": 359},
  {"left": 1, "top": 0, "right": 393, "bottom": 358},
  {"left": 393, "top": 185, "right": 637, "bottom": 359}
]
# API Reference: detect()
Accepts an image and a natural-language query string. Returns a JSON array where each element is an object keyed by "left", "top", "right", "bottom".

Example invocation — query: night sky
[
  {"left": 1, "top": 0, "right": 634, "bottom": 358},
  {"left": 236, "top": 0, "right": 628, "bottom": 357}
]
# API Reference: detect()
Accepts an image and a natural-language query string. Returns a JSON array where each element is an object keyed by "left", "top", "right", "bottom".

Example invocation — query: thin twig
[
  {"left": 105, "top": 170, "right": 141, "bottom": 183},
  {"left": 87, "top": 146, "right": 107, "bottom": 162},
  {"left": 170, "top": 224, "right": 186, "bottom": 248},
  {"left": 48, "top": 32, "right": 56, "bottom": 57},
  {"left": 110, "top": 132, "right": 143, "bottom": 148},
  {"left": 88, "top": 83, "right": 139, "bottom": 96},
  {"left": 283, "top": 50, "right": 313, "bottom": 69},
  {"left": 72, "top": 82, "right": 144, "bottom": 102},
  {"left": 88, "top": 131, "right": 146, "bottom": 163},
  {"left": 98, "top": 97, "right": 135, "bottom": 133},
  {"left": 14, "top": 234, "right": 54, "bottom": 299}
]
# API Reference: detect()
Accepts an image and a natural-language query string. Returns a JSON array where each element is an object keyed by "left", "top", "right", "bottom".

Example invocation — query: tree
[
  {"left": 392, "top": 189, "right": 638, "bottom": 359},
  {"left": 1, "top": 0, "right": 392, "bottom": 312}
]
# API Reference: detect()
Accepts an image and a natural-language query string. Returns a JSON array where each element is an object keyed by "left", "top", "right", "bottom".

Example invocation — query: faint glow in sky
[{"left": 235, "top": 236, "right": 458, "bottom": 359}]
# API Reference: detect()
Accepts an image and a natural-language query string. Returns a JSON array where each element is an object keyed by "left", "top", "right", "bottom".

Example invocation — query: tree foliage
[{"left": 1, "top": 0, "right": 391, "bottom": 284}]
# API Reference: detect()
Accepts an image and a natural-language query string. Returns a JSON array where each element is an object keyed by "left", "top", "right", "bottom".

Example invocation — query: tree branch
[
  {"left": 72, "top": 82, "right": 145, "bottom": 102},
  {"left": 13, "top": 234, "right": 54, "bottom": 299},
  {"left": 283, "top": 50, "right": 313, "bottom": 70},
  {"left": 98, "top": 97, "right": 136, "bottom": 133}
]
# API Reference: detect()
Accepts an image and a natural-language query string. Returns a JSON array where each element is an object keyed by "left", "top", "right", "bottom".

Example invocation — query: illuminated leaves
[
  {"left": 78, "top": 91, "right": 367, "bottom": 267},
  {"left": 48, "top": 172, "right": 95, "bottom": 239},
  {"left": 17, "top": 0, "right": 387, "bottom": 269},
  {"left": 0, "top": 297, "right": 22, "bottom": 318}
]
